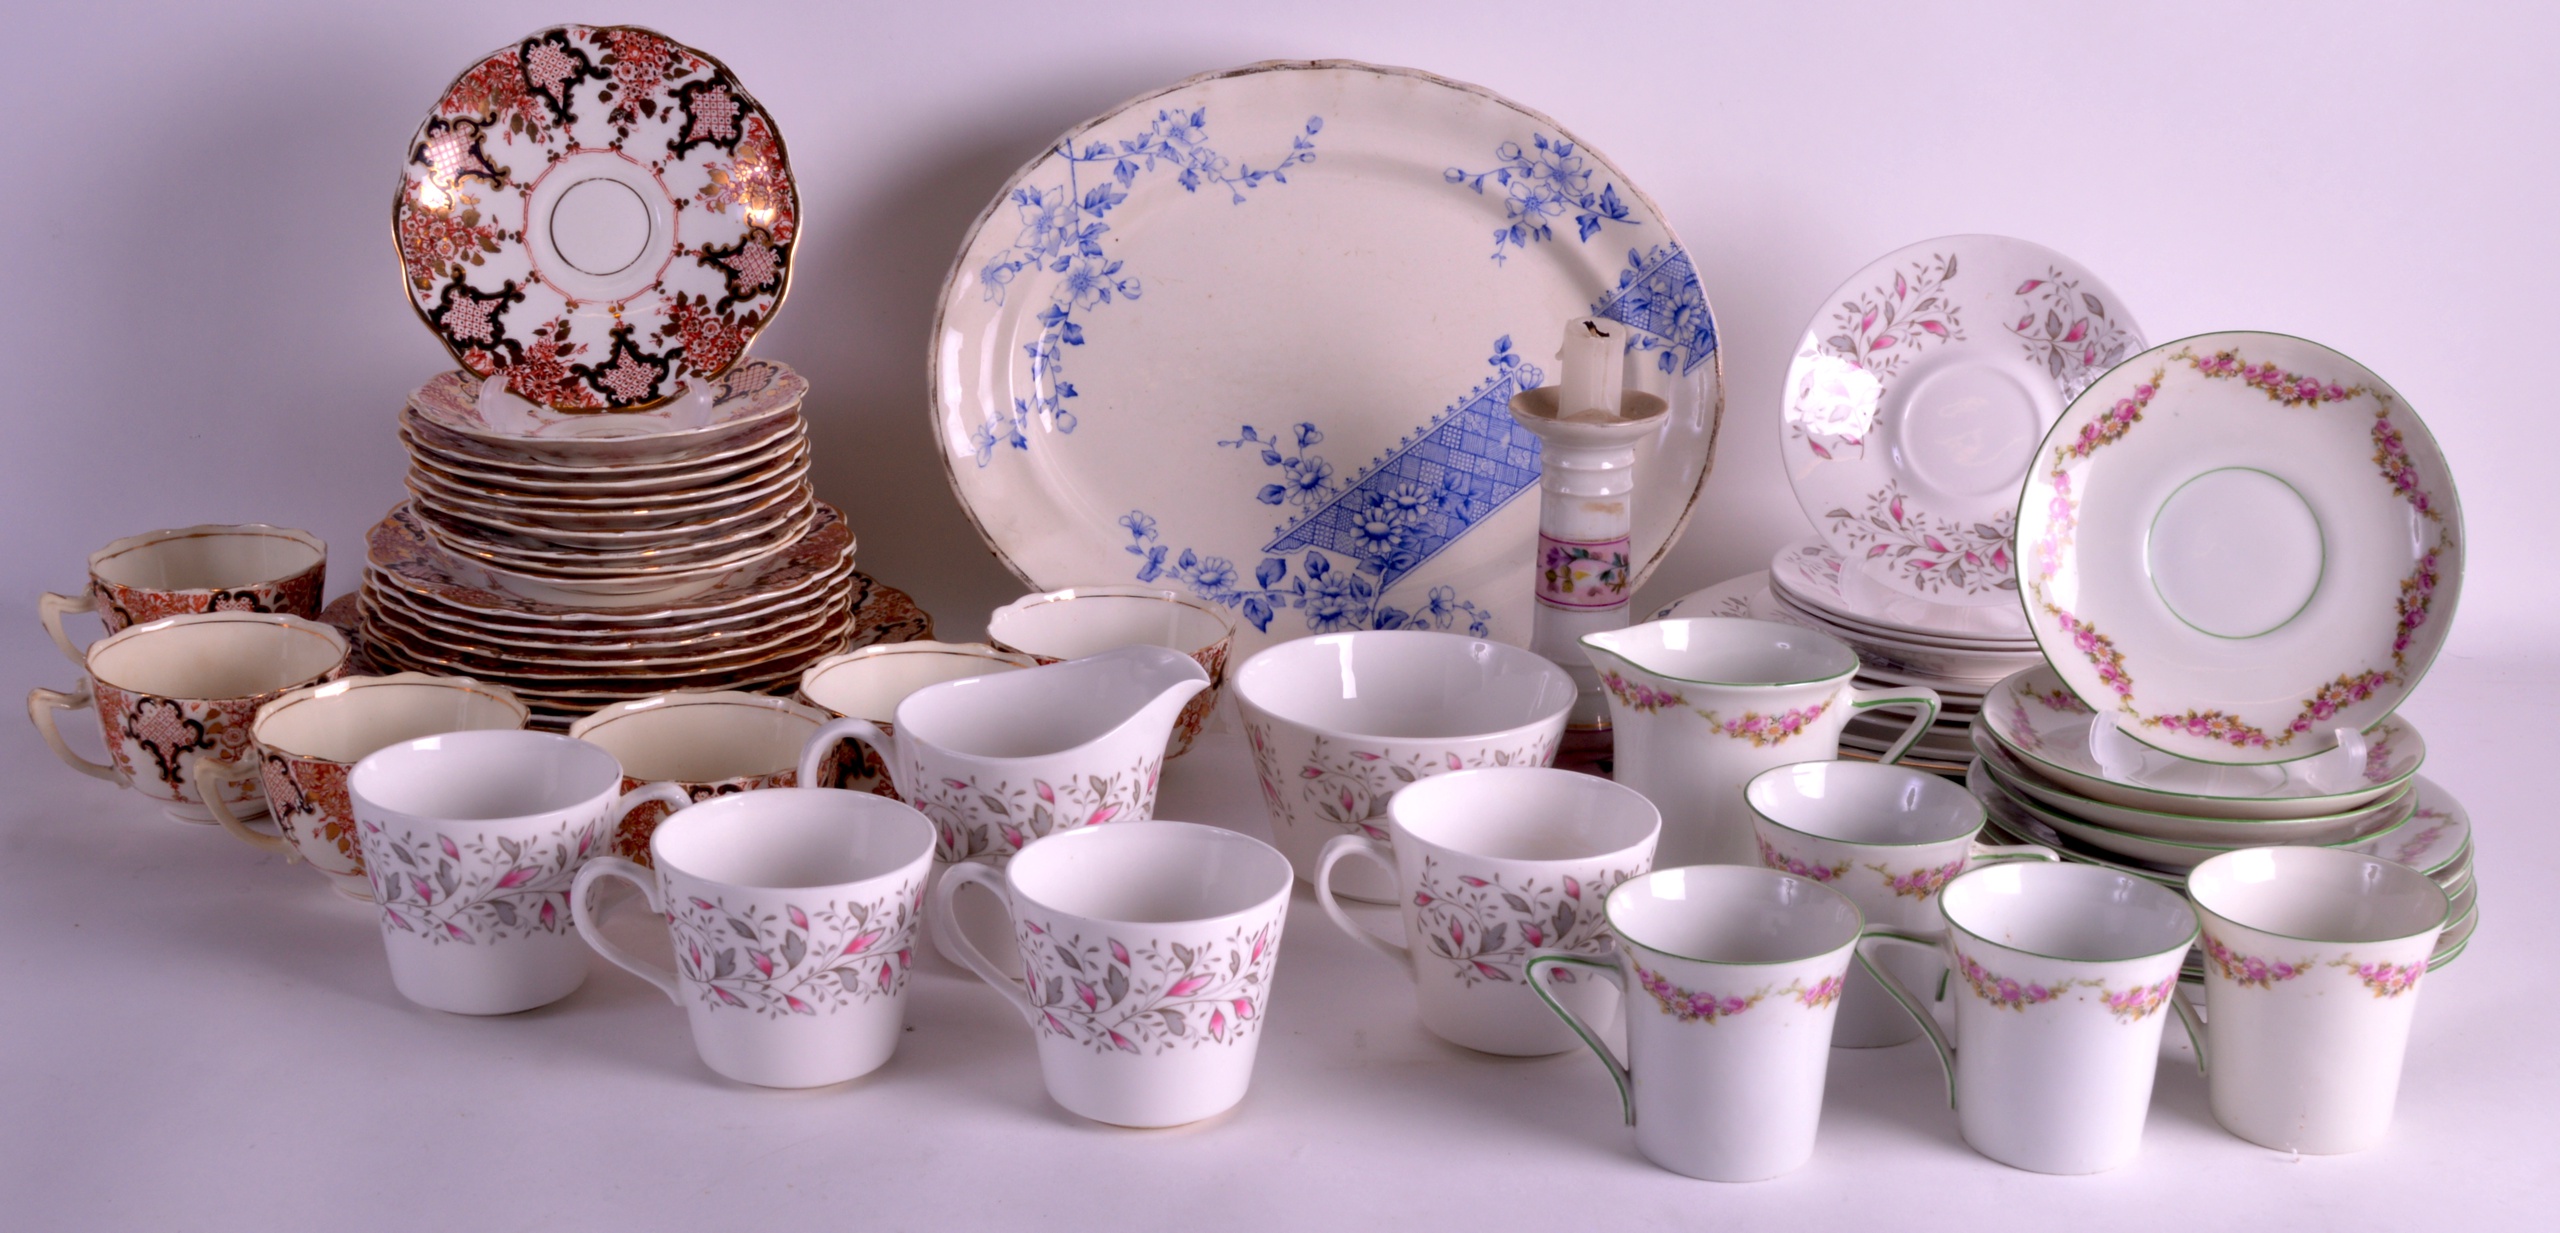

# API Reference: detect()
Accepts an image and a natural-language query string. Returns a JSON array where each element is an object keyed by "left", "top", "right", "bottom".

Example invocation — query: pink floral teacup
[{"left": 40, "top": 524, "right": 326, "bottom": 667}]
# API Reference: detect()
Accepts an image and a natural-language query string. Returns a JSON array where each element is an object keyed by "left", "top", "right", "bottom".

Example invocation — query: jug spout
[{"left": 1076, "top": 644, "right": 1213, "bottom": 740}]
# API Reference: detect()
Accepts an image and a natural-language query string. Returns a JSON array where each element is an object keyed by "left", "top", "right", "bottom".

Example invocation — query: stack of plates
[
  {"left": 1970, "top": 665, "right": 2477, "bottom": 976},
  {"left": 1654, "top": 540, "right": 2043, "bottom": 776}
]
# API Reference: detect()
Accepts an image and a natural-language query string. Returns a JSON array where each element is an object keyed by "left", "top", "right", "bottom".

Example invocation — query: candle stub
[{"left": 1556, "top": 316, "right": 1625, "bottom": 419}]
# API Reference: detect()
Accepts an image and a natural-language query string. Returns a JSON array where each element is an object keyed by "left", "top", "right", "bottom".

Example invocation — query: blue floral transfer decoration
[
  {"left": 971, "top": 108, "right": 1322, "bottom": 465},
  {"left": 1444, "top": 133, "right": 1633, "bottom": 263},
  {"left": 1595, "top": 245, "right": 1718, "bottom": 376}
]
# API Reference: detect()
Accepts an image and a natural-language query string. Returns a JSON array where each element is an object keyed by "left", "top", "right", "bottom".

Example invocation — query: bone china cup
[
  {"left": 1746, "top": 761, "right": 2055, "bottom": 1047},
  {"left": 796, "top": 641, "right": 1040, "bottom": 797},
  {"left": 352, "top": 731, "right": 673, "bottom": 1015},
  {"left": 570, "top": 691, "right": 857, "bottom": 864},
  {"left": 1858, "top": 861, "right": 2201, "bottom": 1174},
  {"left": 1317, "top": 767, "right": 1659, "bottom": 1055},
  {"left": 1582, "top": 618, "right": 1940, "bottom": 869},
  {"left": 1232, "top": 630, "right": 1576, "bottom": 902},
  {"left": 195, "top": 673, "right": 531, "bottom": 897},
  {"left": 988, "top": 586, "right": 1237, "bottom": 758},
  {"left": 933, "top": 821, "right": 1293, "bottom": 1127},
  {"left": 1528, "top": 866, "right": 1863, "bottom": 1182},
  {"left": 40, "top": 523, "right": 327, "bottom": 665},
  {"left": 2186, "top": 847, "right": 2448, "bottom": 1154},
  {"left": 28, "top": 612, "right": 348, "bottom": 822},
  {"left": 573, "top": 788, "right": 936, "bottom": 1088}
]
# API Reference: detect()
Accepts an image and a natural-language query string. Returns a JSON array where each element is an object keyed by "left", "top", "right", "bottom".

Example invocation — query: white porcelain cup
[
  {"left": 933, "top": 821, "right": 1292, "bottom": 1127},
  {"left": 1232, "top": 630, "right": 1576, "bottom": 901},
  {"left": 352, "top": 730, "right": 674, "bottom": 1015},
  {"left": 569, "top": 691, "right": 857, "bottom": 865},
  {"left": 1581, "top": 618, "right": 1939, "bottom": 868},
  {"left": 1858, "top": 861, "right": 2200, "bottom": 1174},
  {"left": 1316, "top": 767, "right": 1658, "bottom": 1056},
  {"left": 2186, "top": 847, "right": 2448, "bottom": 1154},
  {"left": 987, "top": 586, "right": 1237, "bottom": 758},
  {"left": 796, "top": 641, "right": 1040, "bottom": 798},
  {"left": 1529, "top": 866, "right": 1863, "bottom": 1182},
  {"left": 572, "top": 788, "right": 937, "bottom": 1088},
  {"left": 1746, "top": 761, "right": 2055, "bottom": 1047}
]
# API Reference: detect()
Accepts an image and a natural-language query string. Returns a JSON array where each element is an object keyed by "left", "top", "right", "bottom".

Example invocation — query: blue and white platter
[{"left": 933, "top": 60, "right": 1724, "bottom": 657}]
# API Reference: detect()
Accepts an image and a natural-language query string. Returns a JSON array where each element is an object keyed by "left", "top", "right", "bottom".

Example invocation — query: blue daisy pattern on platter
[{"left": 1444, "top": 132, "right": 1633, "bottom": 263}]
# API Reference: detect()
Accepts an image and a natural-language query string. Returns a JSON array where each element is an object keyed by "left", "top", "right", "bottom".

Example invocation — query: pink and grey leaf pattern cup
[
  {"left": 1411, "top": 854, "right": 1635, "bottom": 986},
  {"left": 670, "top": 885, "right": 922, "bottom": 1018},
  {"left": 365, "top": 815, "right": 600, "bottom": 946},
  {"left": 1019, "top": 917, "right": 1279, "bottom": 1055},
  {"left": 907, "top": 754, "right": 1161, "bottom": 866},
  {"left": 1244, "top": 726, "right": 1557, "bottom": 844}
]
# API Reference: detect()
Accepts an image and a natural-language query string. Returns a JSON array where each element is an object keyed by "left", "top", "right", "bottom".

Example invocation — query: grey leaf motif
[
  {"left": 1551, "top": 901, "right": 1574, "bottom": 939},
  {"left": 1944, "top": 253, "right": 1959, "bottom": 280},
  {"left": 435, "top": 861, "right": 457, "bottom": 897},
  {"left": 391, "top": 843, "right": 418, "bottom": 868},
  {"left": 491, "top": 899, "right": 517, "bottom": 927},
  {"left": 2047, "top": 349, "right": 2065, "bottom": 379},
  {"left": 2082, "top": 292, "right": 2105, "bottom": 317},
  {"left": 1159, "top": 1008, "right": 1187, "bottom": 1036},
  {"left": 1427, "top": 932, "right": 1454, "bottom": 958},
  {"left": 1088, "top": 775, "right": 1108, "bottom": 797},
  {"left": 714, "top": 949, "right": 737, "bottom": 979},
  {"left": 1104, "top": 965, "right": 1130, "bottom": 1006},
  {"left": 1055, "top": 942, "right": 1084, "bottom": 973},
  {"left": 1501, "top": 891, "right": 1531, "bottom": 914},
  {"left": 2044, "top": 309, "right": 2063, "bottom": 338},
  {"left": 1493, "top": 751, "right": 1512, "bottom": 766},
  {"left": 978, "top": 794, "right": 1007, "bottom": 816},
  {"left": 1172, "top": 941, "right": 1195, "bottom": 968},
  {"left": 1825, "top": 334, "right": 1856, "bottom": 353},
  {"left": 498, "top": 836, "right": 520, "bottom": 860},
  {"left": 1044, "top": 974, "right": 1064, "bottom": 1007},
  {"left": 1482, "top": 923, "right": 1508, "bottom": 953},
  {"left": 728, "top": 916, "right": 757, "bottom": 940},
  {"left": 782, "top": 932, "right": 807, "bottom": 971},
  {"left": 1389, "top": 765, "right": 1415, "bottom": 783}
]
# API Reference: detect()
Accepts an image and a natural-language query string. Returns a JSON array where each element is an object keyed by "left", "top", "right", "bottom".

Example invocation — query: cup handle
[
  {"left": 1857, "top": 929, "right": 1959, "bottom": 1108},
  {"left": 1964, "top": 839, "right": 2058, "bottom": 867},
  {"left": 572, "top": 856, "right": 681, "bottom": 1005},
  {"left": 39, "top": 591, "right": 96, "bottom": 669},
  {"left": 932, "top": 860, "right": 1037, "bottom": 1027},
  {"left": 1847, "top": 686, "right": 1942, "bottom": 765},
  {"left": 800, "top": 716, "right": 894, "bottom": 791},
  {"left": 196, "top": 757, "right": 293, "bottom": 859},
  {"left": 606, "top": 780, "right": 696, "bottom": 847},
  {"left": 1526, "top": 950, "right": 1634, "bottom": 1125},
  {"left": 27, "top": 682, "right": 120, "bottom": 784},
  {"left": 2172, "top": 984, "right": 2209, "bottom": 1078},
  {"left": 1313, "top": 834, "right": 1413, "bottom": 978}
]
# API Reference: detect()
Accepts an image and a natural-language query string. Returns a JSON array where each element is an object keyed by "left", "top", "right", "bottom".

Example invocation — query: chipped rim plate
[
  {"left": 2017, "top": 331, "right": 2463, "bottom": 765},
  {"left": 932, "top": 60, "right": 1722, "bottom": 661},
  {"left": 1982, "top": 664, "right": 2422, "bottom": 818},
  {"left": 394, "top": 27, "right": 798, "bottom": 410},
  {"left": 1769, "top": 540, "right": 2033, "bottom": 643},
  {"left": 1971, "top": 722, "right": 2415, "bottom": 846},
  {"left": 400, "top": 359, "right": 806, "bottom": 465},
  {"left": 1783, "top": 235, "right": 2144, "bottom": 607}
]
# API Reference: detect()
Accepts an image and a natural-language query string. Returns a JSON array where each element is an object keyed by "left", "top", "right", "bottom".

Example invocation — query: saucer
[
  {"left": 1971, "top": 723, "right": 2417, "bottom": 846},
  {"left": 2018, "top": 332, "right": 2462, "bottom": 765},
  {"left": 1769, "top": 540, "right": 2033, "bottom": 642},
  {"left": 402, "top": 359, "right": 806, "bottom": 467},
  {"left": 367, "top": 501, "right": 852, "bottom": 621},
  {"left": 1975, "top": 758, "right": 2417, "bottom": 870},
  {"left": 1783, "top": 236, "right": 2144, "bottom": 606}
]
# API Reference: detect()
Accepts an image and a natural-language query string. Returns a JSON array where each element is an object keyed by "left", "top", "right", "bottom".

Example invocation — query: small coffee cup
[
  {"left": 2186, "top": 846, "right": 2449, "bottom": 1154},
  {"left": 573, "top": 788, "right": 937, "bottom": 1087},
  {"left": 41, "top": 524, "right": 327, "bottom": 666},
  {"left": 29, "top": 611, "right": 347, "bottom": 822},
  {"left": 570, "top": 691, "right": 856, "bottom": 865},
  {"left": 195, "top": 673, "right": 531, "bottom": 896},
  {"left": 1316, "top": 767, "right": 1658, "bottom": 1056},
  {"left": 1746, "top": 760, "right": 2055, "bottom": 1046},
  {"left": 1859, "top": 861, "right": 2200, "bottom": 1174},
  {"left": 1529, "top": 866, "right": 1864, "bottom": 1182},
  {"left": 796, "top": 641, "right": 1038, "bottom": 798},
  {"left": 987, "top": 586, "right": 1237, "bottom": 757},
  {"left": 933, "top": 821, "right": 1292, "bottom": 1127},
  {"left": 352, "top": 730, "right": 676, "bottom": 1015}
]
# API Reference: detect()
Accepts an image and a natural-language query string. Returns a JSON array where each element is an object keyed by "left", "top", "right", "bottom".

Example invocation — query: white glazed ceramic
[
  {"left": 987, "top": 586, "right": 1237, "bottom": 758},
  {"left": 366, "top": 501, "right": 854, "bottom": 616},
  {"left": 1980, "top": 665, "right": 2422, "bottom": 817},
  {"left": 1784, "top": 236, "right": 2145, "bottom": 606},
  {"left": 1768, "top": 540, "right": 2033, "bottom": 642},
  {"left": 1973, "top": 745, "right": 2419, "bottom": 869},
  {"left": 1969, "top": 723, "right": 2417, "bottom": 847},
  {"left": 1746, "top": 761, "right": 2054, "bottom": 1047},
  {"left": 194, "top": 673, "right": 530, "bottom": 897},
  {"left": 569, "top": 692, "right": 856, "bottom": 865},
  {"left": 400, "top": 358, "right": 806, "bottom": 467},
  {"left": 40, "top": 523, "right": 329, "bottom": 666},
  {"left": 2185, "top": 847, "right": 2447, "bottom": 1153},
  {"left": 1858, "top": 861, "right": 2200, "bottom": 1174},
  {"left": 797, "top": 641, "right": 1041, "bottom": 797},
  {"left": 351, "top": 730, "right": 669, "bottom": 1015},
  {"left": 1315, "top": 767, "right": 1659, "bottom": 1056},
  {"left": 1231, "top": 630, "right": 1574, "bottom": 901},
  {"left": 1581, "top": 618, "right": 1939, "bottom": 868},
  {"left": 29, "top": 612, "right": 348, "bottom": 823},
  {"left": 933, "top": 821, "right": 1293, "bottom": 1127},
  {"left": 1967, "top": 760, "right": 2181, "bottom": 889},
  {"left": 2349, "top": 777, "right": 2469, "bottom": 877},
  {"left": 2018, "top": 332, "right": 2461, "bottom": 765},
  {"left": 573, "top": 788, "right": 936, "bottom": 1087},
  {"left": 805, "top": 646, "right": 1208, "bottom": 867},
  {"left": 1649, "top": 571, "right": 1789, "bottom": 623},
  {"left": 1764, "top": 588, "right": 2044, "bottom": 683},
  {"left": 1528, "top": 866, "right": 1861, "bottom": 1182},
  {"left": 934, "top": 60, "right": 1723, "bottom": 663}
]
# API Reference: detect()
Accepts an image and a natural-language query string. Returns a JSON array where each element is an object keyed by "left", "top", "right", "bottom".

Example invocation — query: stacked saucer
[{"left": 1969, "top": 665, "right": 2477, "bottom": 976}]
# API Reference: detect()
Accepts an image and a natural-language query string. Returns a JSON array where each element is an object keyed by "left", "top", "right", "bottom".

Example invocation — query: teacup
[
  {"left": 933, "top": 820, "right": 1293, "bottom": 1127},
  {"left": 352, "top": 730, "right": 675, "bottom": 1015},
  {"left": 1316, "top": 767, "right": 1658, "bottom": 1056},
  {"left": 2186, "top": 847, "right": 2448, "bottom": 1154},
  {"left": 987, "top": 586, "right": 1237, "bottom": 758},
  {"left": 195, "top": 673, "right": 531, "bottom": 897},
  {"left": 29, "top": 611, "right": 348, "bottom": 822},
  {"left": 1232, "top": 630, "right": 1576, "bottom": 901},
  {"left": 569, "top": 691, "right": 856, "bottom": 864},
  {"left": 1858, "top": 861, "right": 2200, "bottom": 1174},
  {"left": 796, "top": 641, "right": 1039, "bottom": 798},
  {"left": 1529, "top": 866, "right": 1863, "bottom": 1182},
  {"left": 1582, "top": 618, "right": 1940, "bottom": 868},
  {"left": 573, "top": 788, "right": 937, "bottom": 1087},
  {"left": 40, "top": 524, "right": 327, "bottom": 666},
  {"left": 1746, "top": 761, "right": 2055, "bottom": 1046}
]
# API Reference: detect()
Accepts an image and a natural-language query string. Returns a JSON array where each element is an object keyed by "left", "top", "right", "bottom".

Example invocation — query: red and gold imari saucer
[{"left": 394, "top": 25, "right": 798, "bottom": 411}]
